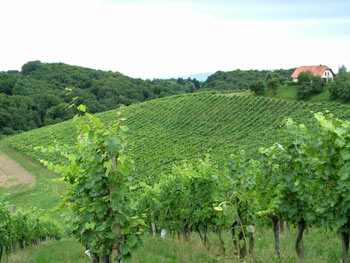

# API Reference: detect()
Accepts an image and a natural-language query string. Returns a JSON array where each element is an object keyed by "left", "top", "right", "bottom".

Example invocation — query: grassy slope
[
  {"left": 0, "top": 138, "right": 65, "bottom": 220},
  {"left": 263, "top": 84, "right": 331, "bottom": 102},
  {"left": 263, "top": 85, "right": 298, "bottom": 100},
  {"left": 9, "top": 92, "right": 350, "bottom": 189}
]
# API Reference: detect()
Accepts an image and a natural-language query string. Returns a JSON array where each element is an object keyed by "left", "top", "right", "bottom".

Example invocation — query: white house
[{"left": 291, "top": 65, "right": 335, "bottom": 83}]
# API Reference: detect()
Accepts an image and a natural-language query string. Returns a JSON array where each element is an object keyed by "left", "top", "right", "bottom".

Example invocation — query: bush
[
  {"left": 329, "top": 71, "right": 350, "bottom": 101},
  {"left": 250, "top": 80, "right": 265, "bottom": 94}
]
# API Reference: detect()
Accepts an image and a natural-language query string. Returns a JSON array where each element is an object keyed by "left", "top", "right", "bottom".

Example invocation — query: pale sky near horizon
[{"left": 0, "top": 0, "right": 349, "bottom": 79}]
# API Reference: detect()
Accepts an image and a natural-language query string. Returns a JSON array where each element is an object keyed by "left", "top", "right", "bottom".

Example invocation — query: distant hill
[{"left": 10, "top": 92, "right": 350, "bottom": 190}]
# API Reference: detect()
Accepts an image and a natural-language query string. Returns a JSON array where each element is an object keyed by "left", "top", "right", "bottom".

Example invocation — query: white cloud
[{"left": 0, "top": 0, "right": 349, "bottom": 77}]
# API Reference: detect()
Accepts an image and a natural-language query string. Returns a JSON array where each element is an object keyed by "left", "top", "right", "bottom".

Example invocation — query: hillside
[
  {"left": 9, "top": 92, "right": 350, "bottom": 189},
  {"left": 0, "top": 61, "right": 301, "bottom": 137}
]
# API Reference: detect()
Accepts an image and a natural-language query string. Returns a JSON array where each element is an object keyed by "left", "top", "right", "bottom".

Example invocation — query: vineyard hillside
[{"left": 9, "top": 92, "right": 350, "bottom": 189}]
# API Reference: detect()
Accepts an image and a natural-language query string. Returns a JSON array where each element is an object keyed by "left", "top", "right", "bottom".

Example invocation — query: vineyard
[
  {"left": 0, "top": 203, "right": 62, "bottom": 261},
  {"left": 6, "top": 92, "right": 350, "bottom": 262},
  {"left": 135, "top": 112, "right": 350, "bottom": 262},
  {"left": 9, "top": 92, "right": 350, "bottom": 188}
]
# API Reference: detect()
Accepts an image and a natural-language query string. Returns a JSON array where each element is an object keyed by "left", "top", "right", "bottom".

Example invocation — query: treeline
[
  {"left": 0, "top": 203, "right": 62, "bottom": 261},
  {"left": 202, "top": 68, "right": 295, "bottom": 91},
  {"left": 0, "top": 61, "right": 199, "bottom": 135}
]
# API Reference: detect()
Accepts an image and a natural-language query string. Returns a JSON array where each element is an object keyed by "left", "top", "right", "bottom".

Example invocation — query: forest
[{"left": 0, "top": 61, "right": 198, "bottom": 135}]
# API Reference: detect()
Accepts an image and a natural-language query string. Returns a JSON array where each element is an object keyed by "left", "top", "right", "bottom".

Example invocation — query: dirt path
[{"left": 0, "top": 154, "right": 35, "bottom": 188}]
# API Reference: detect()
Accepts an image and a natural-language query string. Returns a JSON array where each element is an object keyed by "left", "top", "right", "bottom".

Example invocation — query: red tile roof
[{"left": 291, "top": 65, "right": 333, "bottom": 79}]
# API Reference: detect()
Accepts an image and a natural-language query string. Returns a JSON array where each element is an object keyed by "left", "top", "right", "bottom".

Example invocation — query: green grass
[
  {"left": 263, "top": 84, "right": 332, "bottom": 103},
  {"left": 308, "top": 89, "right": 331, "bottom": 102},
  {"left": 7, "top": 238, "right": 88, "bottom": 263},
  {"left": 7, "top": 227, "right": 343, "bottom": 263},
  {"left": 0, "top": 138, "right": 66, "bottom": 220},
  {"left": 263, "top": 85, "right": 298, "bottom": 100},
  {"left": 9, "top": 92, "right": 350, "bottom": 190}
]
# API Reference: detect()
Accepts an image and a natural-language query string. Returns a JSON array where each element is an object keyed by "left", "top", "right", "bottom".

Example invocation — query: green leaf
[
  {"left": 85, "top": 222, "right": 96, "bottom": 230},
  {"left": 105, "top": 232, "right": 116, "bottom": 239},
  {"left": 214, "top": 207, "right": 223, "bottom": 212},
  {"left": 239, "top": 240, "right": 245, "bottom": 249},
  {"left": 104, "top": 135, "right": 121, "bottom": 155},
  {"left": 341, "top": 150, "right": 350, "bottom": 161},
  {"left": 246, "top": 225, "right": 255, "bottom": 233},
  {"left": 335, "top": 215, "right": 347, "bottom": 228},
  {"left": 103, "top": 159, "right": 113, "bottom": 170},
  {"left": 336, "top": 138, "right": 346, "bottom": 148},
  {"left": 77, "top": 104, "right": 86, "bottom": 112},
  {"left": 120, "top": 125, "right": 129, "bottom": 132},
  {"left": 338, "top": 162, "right": 350, "bottom": 180}
]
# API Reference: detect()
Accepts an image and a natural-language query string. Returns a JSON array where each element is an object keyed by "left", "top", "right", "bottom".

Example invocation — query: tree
[
  {"left": 339, "top": 65, "right": 348, "bottom": 76},
  {"left": 266, "top": 78, "right": 279, "bottom": 94},
  {"left": 329, "top": 70, "right": 350, "bottom": 101},
  {"left": 249, "top": 80, "right": 265, "bottom": 94},
  {"left": 21, "top": 61, "right": 42, "bottom": 75},
  {"left": 265, "top": 73, "right": 280, "bottom": 94},
  {"left": 297, "top": 71, "right": 313, "bottom": 85},
  {"left": 0, "top": 73, "right": 17, "bottom": 95}
]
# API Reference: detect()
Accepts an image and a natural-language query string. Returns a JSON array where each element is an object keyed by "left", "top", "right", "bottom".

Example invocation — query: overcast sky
[{"left": 0, "top": 0, "right": 349, "bottom": 78}]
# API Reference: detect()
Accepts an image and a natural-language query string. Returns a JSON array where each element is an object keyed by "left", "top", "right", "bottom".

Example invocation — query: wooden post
[
  {"left": 110, "top": 157, "right": 122, "bottom": 263},
  {"left": 151, "top": 223, "right": 156, "bottom": 237}
]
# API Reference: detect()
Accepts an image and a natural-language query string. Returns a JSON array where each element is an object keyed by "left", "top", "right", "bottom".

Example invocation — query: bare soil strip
[{"left": 0, "top": 154, "right": 35, "bottom": 188}]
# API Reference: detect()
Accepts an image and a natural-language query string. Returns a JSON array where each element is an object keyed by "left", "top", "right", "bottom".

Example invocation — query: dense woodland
[{"left": 0, "top": 61, "right": 200, "bottom": 135}]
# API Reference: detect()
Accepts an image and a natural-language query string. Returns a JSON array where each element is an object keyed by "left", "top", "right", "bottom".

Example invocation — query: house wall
[{"left": 322, "top": 69, "right": 334, "bottom": 79}]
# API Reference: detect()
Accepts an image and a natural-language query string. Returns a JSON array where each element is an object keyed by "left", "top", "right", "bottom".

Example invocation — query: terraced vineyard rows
[{"left": 9, "top": 92, "right": 350, "bottom": 189}]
